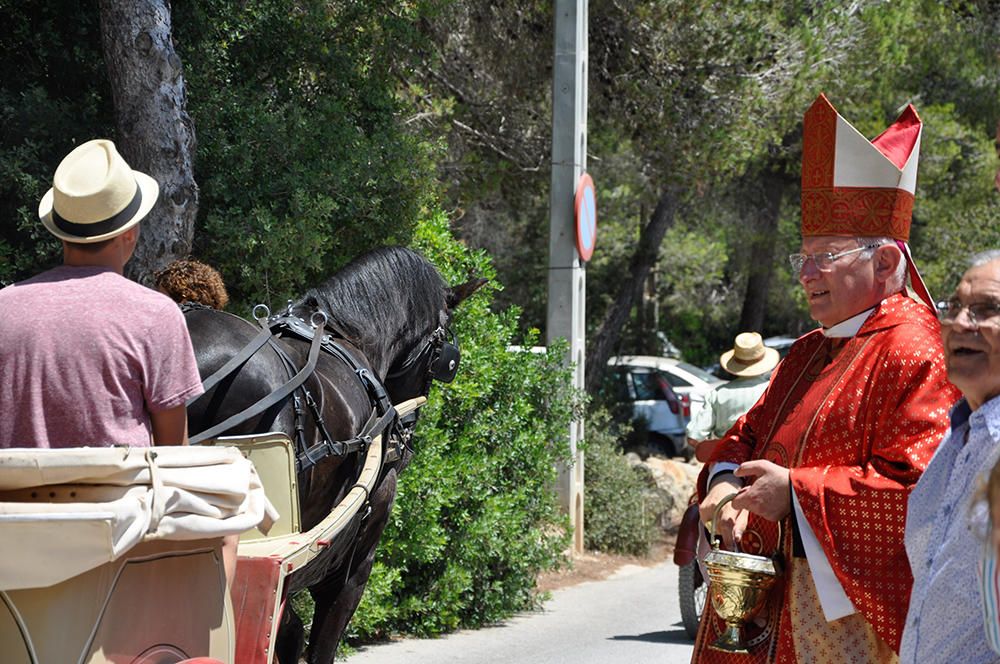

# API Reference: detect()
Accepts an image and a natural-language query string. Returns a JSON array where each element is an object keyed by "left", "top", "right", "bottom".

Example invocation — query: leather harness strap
[
  {"left": 188, "top": 316, "right": 327, "bottom": 445},
  {"left": 184, "top": 309, "right": 403, "bottom": 476},
  {"left": 195, "top": 324, "right": 275, "bottom": 397}
]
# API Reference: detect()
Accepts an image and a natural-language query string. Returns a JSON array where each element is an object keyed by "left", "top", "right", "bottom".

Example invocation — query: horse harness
[{"left": 182, "top": 303, "right": 443, "bottom": 476}]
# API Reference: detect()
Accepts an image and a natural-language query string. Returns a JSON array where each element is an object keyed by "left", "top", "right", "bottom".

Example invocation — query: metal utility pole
[{"left": 548, "top": 0, "right": 587, "bottom": 555}]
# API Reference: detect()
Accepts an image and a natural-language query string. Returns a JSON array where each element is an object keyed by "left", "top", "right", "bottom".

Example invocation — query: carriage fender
[{"left": 673, "top": 498, "right": 701, "bottom": 566}]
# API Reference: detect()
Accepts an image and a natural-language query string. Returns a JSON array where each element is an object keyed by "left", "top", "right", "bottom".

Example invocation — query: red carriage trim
[
  {"left": 231, "top": 556, "right": 287, "bottom": 664},
  {"left": 801, "top": 187, "right": 914, "bottom": 241}
]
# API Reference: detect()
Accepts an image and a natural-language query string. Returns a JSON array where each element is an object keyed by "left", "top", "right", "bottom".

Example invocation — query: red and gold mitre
[{"left": 801, "top": 93, "right": 921, "bottom": 241}]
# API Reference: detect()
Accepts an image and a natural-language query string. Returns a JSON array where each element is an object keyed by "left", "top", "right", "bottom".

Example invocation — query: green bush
[
  {"left": 582, "top": 410, "right": 663, "bottom": 556},
  {"left": 346, "top": 213, "right": 578, "bottom": 641}
]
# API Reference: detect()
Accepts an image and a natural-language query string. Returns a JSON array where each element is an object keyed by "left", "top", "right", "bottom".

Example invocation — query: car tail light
[
  {"left": 680, "top": 393, "right": 691, "bottom": 418},
  {"left": 657, "top": 375, "right": 681, "bottom": 415}
]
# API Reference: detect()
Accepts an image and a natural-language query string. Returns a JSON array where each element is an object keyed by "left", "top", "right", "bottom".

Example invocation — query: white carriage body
[{"left": 0, "top": 397, "right": 424, "bottom": 664}]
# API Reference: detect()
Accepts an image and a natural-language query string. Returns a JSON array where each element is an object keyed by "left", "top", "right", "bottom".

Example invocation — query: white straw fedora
[
  {"left": 719, "top": 332, "right": 780, "bottom": 378},
  {"left": 38, "top": 139, "right": 159, "bottom": 244}
]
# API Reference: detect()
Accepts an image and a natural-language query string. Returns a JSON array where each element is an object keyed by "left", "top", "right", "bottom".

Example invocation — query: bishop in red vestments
[{"left": 692, "top": 94, "right": 961, "bottom": 664}]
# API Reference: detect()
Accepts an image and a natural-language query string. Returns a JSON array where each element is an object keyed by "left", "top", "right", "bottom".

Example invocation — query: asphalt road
[{"left": 345, "top": 559, "right": 695, "bottom": 664}]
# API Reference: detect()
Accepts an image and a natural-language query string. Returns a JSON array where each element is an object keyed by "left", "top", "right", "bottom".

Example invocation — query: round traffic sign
[{"left": 575, "top": 173, "right": 596, "bottom": 262}]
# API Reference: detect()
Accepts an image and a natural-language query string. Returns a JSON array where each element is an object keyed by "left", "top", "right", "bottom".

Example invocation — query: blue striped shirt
[
  {"left": 901, "top": 396, "right": 1000, "bottom": 664},
  {"left": 979, "top": 536, "right": 1000, "bottom": 655}
]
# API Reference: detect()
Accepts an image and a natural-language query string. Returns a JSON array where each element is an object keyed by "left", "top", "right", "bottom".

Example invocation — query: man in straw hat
[
  {"left": 686, "top": 332, "right": 778, "bottom": 463},
  {"left": 0, "top": 139, "right": 203, "bottom": 449},
  {"left": 693, "top": 95, "right": 960, "bottom": 663}
]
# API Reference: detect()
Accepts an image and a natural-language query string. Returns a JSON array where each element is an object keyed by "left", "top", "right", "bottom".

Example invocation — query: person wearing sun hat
[
  {"left": 692, "top": 95, "right": 960, "bottom": 664},
  {"left": 0, "top": 139, "right": 203, "bottom": 450},
  {"left": 685, "top": 332, "right": 779, "bottom": 463}
]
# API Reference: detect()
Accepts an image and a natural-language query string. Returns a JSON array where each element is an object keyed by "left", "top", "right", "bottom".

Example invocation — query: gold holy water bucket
[{"left": 703, "top": 493, "right": 782, "bottom": 653}]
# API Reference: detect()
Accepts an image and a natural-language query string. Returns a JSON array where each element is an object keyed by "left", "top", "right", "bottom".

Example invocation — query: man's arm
[
  {"left": 696, "top": 377, "right": 779, "bottom": 548},
  {"left": 685, "top": 391, "right": 715, "bottom": 443},
  {"left": 150, "top": 404, "right": 189, "bottom": 446},
  {"left": 697, "top": 412, "right": 761, "bottom": 548}
]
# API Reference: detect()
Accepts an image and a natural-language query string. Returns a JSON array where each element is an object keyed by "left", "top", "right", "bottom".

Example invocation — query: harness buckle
[
  {"left": 310, "top": 310, "right": 328, "bottom": 328},
  {"left": 252, "top": 304, "right": 271, "bottom": 327}
]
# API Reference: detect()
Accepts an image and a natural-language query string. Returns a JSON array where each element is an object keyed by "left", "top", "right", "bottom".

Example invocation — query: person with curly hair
[{"left": 155, "top": 258, "right": 229, "bottom": 310}]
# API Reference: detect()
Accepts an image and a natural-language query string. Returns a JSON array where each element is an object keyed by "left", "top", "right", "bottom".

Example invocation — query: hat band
[
  {"left": 52, "top": 187, "right": 142, "bottom": 239},
  {"left": 731, "top": 352, "right": 764, "bottom": 366},
  {"left": 801, "top": 186, "right": 913, "bottom": 241}
]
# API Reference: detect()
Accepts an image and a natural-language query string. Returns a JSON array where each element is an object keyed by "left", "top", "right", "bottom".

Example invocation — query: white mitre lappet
[{"left": 800, "top": 93, "right": 933, "bottom": 308}]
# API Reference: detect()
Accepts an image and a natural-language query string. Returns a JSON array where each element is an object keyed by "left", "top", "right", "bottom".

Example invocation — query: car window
[
  {"left": 675, "top": 361, "right": 718, "bottom": 383},
  {"left": 660, "top": 371, "right": 690, "bottom": 388},
  {"left": 607, "top": 368, "right": 632, "bottom": 401},
  {"left": 630, "top": 371, "right": 661, "bottom": 400}
]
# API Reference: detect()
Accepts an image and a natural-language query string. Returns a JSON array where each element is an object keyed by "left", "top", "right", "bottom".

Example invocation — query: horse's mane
[{"left": 295, "top": 246, "right": 447, "bottom": 369}]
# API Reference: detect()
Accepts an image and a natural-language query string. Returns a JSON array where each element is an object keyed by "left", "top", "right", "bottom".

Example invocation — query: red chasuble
[{"left": 693, "top": 294, "right": 959, "bottom": 664}]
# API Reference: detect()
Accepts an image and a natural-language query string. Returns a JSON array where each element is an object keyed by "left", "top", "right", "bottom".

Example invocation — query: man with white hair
[
  {"left": 901, "top": 250, "right": 1000, "bottom": 663},
  {"left": 693, "top": 94, "right": 960, "bottom": 664}
]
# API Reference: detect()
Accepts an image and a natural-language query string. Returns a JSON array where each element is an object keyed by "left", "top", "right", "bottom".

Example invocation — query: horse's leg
[
  {"left": 275, "top": 603, "right": 306, "bottom": 664},
  {"left": 306, "top": 469, "right": 399, "bottom": 664}
]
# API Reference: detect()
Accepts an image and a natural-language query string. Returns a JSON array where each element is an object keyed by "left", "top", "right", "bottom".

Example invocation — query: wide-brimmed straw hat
[
  {"left": 38, "top": 139, "right": 159, "bottom": 244},
  {"left": 719, "top": 332, "right": 780, "bottom": 378}
]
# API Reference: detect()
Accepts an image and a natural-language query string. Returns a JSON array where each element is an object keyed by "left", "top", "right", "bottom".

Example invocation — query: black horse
[{"left": 181, "top": 246, "right": 482, "bottom": 663}]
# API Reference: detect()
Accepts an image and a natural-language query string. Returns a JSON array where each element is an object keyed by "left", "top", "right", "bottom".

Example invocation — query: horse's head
[
  {"left": 295, "top": 246, "right": 486, "bottom": 404},
  {"left": 381, "top": 276, "right": 486, "bottom": 402}
]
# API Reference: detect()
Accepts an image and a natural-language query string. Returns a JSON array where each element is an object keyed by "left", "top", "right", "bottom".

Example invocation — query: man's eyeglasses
[
  {"left": 935, "top": 299, "right": 1000, "bottom": 327},
  {"left": 788, "top": 245, "right": 879, "bottom": 273}
]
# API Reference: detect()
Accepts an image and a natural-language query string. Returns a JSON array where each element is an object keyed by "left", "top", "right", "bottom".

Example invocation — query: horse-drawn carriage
[
  {"left": 0, "top": 397, "right": 424, "bottom": 664},
  {"left": 0, "top": 247, "right": 483, "bottom": 664}
]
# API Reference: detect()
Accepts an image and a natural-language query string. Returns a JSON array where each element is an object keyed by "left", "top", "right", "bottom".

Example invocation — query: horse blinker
[{"left": 430, "top": 338, "right": 460, "bottom": 383}]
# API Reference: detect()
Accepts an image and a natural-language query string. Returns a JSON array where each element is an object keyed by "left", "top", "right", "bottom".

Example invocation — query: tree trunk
[
  {"left": 737, "top": 170, "right": 788, "bottom": 332},
  {"left": 99, "top": 0, "right": 198, "bottom": 285},
  {"left": 585, "top": 186, "right": 680, "bottom": 394}
]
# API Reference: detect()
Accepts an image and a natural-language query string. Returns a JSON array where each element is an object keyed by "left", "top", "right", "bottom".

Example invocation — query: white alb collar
[{"left": 822, "top": 306, "right": 876, "bottom": 338}]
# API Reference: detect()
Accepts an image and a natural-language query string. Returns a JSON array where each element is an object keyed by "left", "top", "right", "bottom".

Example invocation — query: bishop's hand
[
  {"left": 732, "top": 460, "right": 791, "bottom": 522},
  {"left": 700, "top": 474, "right": 749, "bottom": 550}
]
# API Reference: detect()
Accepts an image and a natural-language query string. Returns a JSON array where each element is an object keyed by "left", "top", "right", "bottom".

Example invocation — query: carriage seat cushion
[{"left": 0, "top": 446, "right": 279, "bottom": 590}]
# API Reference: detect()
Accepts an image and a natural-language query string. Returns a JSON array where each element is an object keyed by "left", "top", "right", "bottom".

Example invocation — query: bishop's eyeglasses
[{"left": 788, "top": 245, "right": 880, "bottom": 274}]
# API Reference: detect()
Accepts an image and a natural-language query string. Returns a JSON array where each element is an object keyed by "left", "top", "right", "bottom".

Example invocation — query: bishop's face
[
  {"left": 941, "top": 259, "right": 1000, "bottom": 411},
  {"left": 796, "top": 236, "right": 880, "bottom": 328}
]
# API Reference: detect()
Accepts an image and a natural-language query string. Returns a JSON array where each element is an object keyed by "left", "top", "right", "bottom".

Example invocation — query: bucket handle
[
  {"left": 708, "top": 492, "right": 740, "bottom": 549},
  {"left": 707, "top": 491, "right": 783, "bottom": 556}
]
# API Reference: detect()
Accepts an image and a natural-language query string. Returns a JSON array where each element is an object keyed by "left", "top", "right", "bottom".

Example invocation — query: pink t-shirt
[{"left": 0, "top": 265, "right": 204, "bottom": 448}]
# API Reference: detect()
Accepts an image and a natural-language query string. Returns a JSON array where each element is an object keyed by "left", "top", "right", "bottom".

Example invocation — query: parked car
[
  {"left": 604, "top": 362, "right": 690, "bottom": 457},
  {"left": 762, "top": 335, "right": 796, "bottom": 359},
  {"left": 609, "top": 355, "right": 726, "bottom": 424}
]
